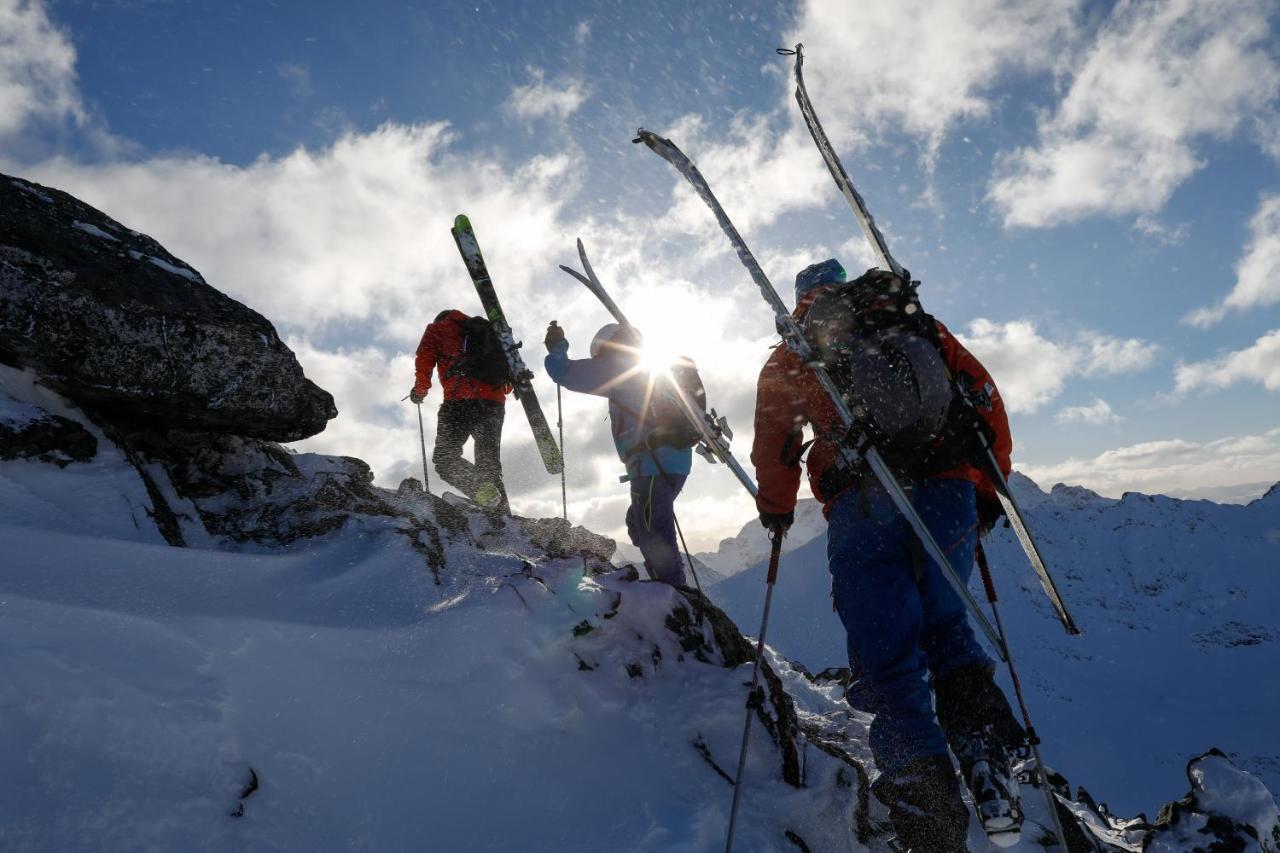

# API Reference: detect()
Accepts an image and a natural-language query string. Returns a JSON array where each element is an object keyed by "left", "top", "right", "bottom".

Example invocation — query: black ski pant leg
[
  {"left": 433, "top": 400, "right": 487, "bottom": 500},
  {"left": 471, "top": 400, "right": 509, "bottom": 513},
  {"left": 933, "top": 661, "right": 1026, "bottom": 756}
]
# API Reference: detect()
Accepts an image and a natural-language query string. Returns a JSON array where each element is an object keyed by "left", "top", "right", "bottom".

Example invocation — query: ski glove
[
  {"left": 977, "top": 496, "right": 1005, "bottom": 535},
  {"left": 544, "top": 322, "right": 566, "bottom": 351},
  {"left": 409, "top": 390, "right": 425, "bottom": 405},
  {"left": 759, "top": 510, "right": 794, "bottom": 532}
]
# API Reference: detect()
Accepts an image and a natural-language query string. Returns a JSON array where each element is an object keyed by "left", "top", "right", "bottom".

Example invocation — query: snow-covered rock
[
  {"left": 0, "top": 173, "right": 335, "bottom": 441},
  {"left": 1147, "top": 750, "right": 1280, "bottom": 853}
]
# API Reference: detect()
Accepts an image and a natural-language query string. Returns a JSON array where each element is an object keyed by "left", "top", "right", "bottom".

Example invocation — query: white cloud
[
  {"left": 1184, "top": 194, "right": 1280, "bottom": 327},
  {"left": 644, "top": 0, "right": 1083, "bottom": 241},
  {"left": 30, "top": 123, "right": 578, "bottom": 344},
  {"left": 956, "top": 319, "right": 1158, "bottom": 413},
  {"left": 1020, "top": 428, "right": 1280, "bottom": 498},
  {"left": 786, "top": 0, "right": 1080, "bottom": 154},
  {"left": 1174, "top": 329, "right": 1280, "bottom": 393},
  {"left": 1080, "top": 332, "right": 1160, "bottom": 375},
  {"left": 0, "top": 0, "right": 84, "bottom": 140},
  {"left": 1132, "top": 213, "right": 1188, "bottom": 246},
  {"left": 504, "top": 67, "right": 588, "bottom": 122},
  {"left": 989, "top": 0, "right": 1280, "bottom": 228},
  {"left": 657, "top": 114, "right": 830, "bottom": 238},
  {"left": 1055, "top": 397, "right": 1120, "bottom": 425},
  {"left": 573, "top": 21, "right": 591, "bottom": 45}
]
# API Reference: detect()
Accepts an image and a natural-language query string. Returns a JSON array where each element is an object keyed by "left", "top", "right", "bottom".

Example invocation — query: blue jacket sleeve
[{"left": 544, "top": 340, "right": 618, "bottom": 398}]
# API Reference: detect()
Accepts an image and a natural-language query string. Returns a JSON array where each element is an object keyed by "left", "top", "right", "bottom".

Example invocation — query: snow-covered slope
[
  {"left": 4, "top": 375, "right": 1278, "bottom": 852},
  {"left": 0, "top": 373, "right": 878, "bottom": 852},
  {"left": 713, "top": 473, "right": 1280, "bottom": 817}
]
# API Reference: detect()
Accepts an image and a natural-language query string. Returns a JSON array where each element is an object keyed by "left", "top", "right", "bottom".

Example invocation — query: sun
[{"left": 636, "top": 333, "right": 685, "bottom": 378}]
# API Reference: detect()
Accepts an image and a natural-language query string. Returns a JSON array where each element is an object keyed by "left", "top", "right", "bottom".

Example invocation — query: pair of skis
[{"left": 450, "top": 215, "right": 563, "bottom": 477}]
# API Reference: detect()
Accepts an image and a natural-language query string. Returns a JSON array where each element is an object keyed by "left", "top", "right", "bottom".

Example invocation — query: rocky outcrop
[
  {"left": 0, "top": 174, "right": 335, "bottom": 441},
  {"left": 1146, "top": 750, "right": 1280, "bottom": 853},
  {"left": 0, "top": 395, "right": 96, "bottom": 466}
]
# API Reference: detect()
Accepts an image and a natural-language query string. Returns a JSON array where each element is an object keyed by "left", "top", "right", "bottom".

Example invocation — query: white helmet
[{"left": 589, "top": 323, "right": 642, "bottom": 358}]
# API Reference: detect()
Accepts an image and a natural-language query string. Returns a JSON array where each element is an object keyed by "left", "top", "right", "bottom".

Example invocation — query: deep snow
[{"left": 2, "top": 370, "right": 1277, "bottom": 851}]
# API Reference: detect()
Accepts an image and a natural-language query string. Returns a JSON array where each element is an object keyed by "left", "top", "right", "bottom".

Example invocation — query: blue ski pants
[
  {"left": 626, "top": 473, "right": 687, "bottom": 586},
  {"left": 827, "top": 477, "right": 992, "bottom": 775}
]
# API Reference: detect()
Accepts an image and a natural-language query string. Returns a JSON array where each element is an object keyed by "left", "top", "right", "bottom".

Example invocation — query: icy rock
[
  {"left": 518, "top": 516, "right": 615, "bottom": 563},
  {"left": 0, "top": 397, "right": 95, "bottom": 466},
  {"left": 0, "top": 173, "right": 335, "bottom": 441},
  {"left": 1147, "top": 750, "right": 1280, "bottom": 853}
]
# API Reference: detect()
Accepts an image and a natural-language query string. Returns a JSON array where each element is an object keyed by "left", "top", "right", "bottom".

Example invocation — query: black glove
[
  {"left": 759, "top": 510, "right": 794, "bottom": 532},
  {"left": 544, "top": 322, "right": 566, "bottom": 350},
  {"left": 977, "top": 496, "right": 1005, "bottom": 535},
  {"left": 409, "top": 389, "right": 425, "bottom": 405}
]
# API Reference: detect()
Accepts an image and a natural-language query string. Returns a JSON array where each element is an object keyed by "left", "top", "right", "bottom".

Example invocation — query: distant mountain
[
  {"left": 712, "top": 472, "right": 1280, "bottom": 816},
  {"left": 694, "top": 497, "right": 828, "bottom": 581}
]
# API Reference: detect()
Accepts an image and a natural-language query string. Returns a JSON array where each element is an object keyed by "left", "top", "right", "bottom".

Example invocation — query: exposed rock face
[
  {"left": 0, "top": 174, "right": 335, "bottom": 441},
  {"left": 0, "top": 395, "right": 96, "bottom": 466}
]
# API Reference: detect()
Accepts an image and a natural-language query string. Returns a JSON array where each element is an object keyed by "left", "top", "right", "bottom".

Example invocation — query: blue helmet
[{"left": 794, "top": 258, "right": 847, "bottom": 303}]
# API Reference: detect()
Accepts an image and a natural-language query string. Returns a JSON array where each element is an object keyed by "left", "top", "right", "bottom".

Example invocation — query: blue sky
[{"left": 4, "top": 0, "right": 1279, "bottom": 548}]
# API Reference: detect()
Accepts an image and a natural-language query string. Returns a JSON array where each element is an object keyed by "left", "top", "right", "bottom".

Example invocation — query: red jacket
[
  {"left": 413, "top": 310, "right": 510, "bottom": 403},
  {"left": 751, "top": 289, "right": 1012, "bottom": 518}
]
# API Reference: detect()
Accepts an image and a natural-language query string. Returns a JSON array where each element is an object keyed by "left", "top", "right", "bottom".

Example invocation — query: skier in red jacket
[
  {"left": 752, "top": 260, "right": 1026, "bottom": 852},
  {"left": 410, "top": 310, "right": 512, "bottom": 515}
]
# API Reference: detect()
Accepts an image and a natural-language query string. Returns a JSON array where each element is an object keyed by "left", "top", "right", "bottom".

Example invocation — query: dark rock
[
  {"left": 1146, "top": 749, "right": 1280, "bottom": 853},
  {"left": 519, "top": 516, "right": 615, "bottom": 563},
  {"left": 0, "top": 174, "right": 336, "bottom": 441},
  {"left": 672, "top": 586, "right": 804, "bottom": 788},
  {"left": 121, "top": 428, "right": 393, "bottom": 546},
  {"left": 0, "top": 402, "right": 96, "bottom": 466}
]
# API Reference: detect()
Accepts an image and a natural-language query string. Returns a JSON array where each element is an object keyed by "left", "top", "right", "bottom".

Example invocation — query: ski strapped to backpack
[
  {"left": 559, "top": 239, "right": 759, "bottom": 499},
  {"left": 779, "top": 43, "right": 1079, "bottom": 637},
  {"left": 451, "top": 214, "right": 564, "bottom": 476},
  {"left": 633, "top": 127, "right": 1007, "bottom": 661}
]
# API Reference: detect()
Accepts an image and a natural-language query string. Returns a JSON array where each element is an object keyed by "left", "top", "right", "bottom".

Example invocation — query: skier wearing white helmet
[{"left": 544, "top": 321, "right": 693, "bottom": 586}]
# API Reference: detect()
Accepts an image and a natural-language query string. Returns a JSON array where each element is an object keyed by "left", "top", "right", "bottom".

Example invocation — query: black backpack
[
  {"left": 803, "top": 269, "right": 973, "bottom": 478},
  {"left": 446, "top": 315, "right": 513, "bottom": 386},
  {"left": 622, "top": 356, "right": 708, "bottom": 453}
]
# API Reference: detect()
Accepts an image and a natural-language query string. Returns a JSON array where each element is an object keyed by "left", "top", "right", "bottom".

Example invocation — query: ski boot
[
  {"left": 872, "top": 754, "right": 971, "bottom": 853},
  {"left": 954, "top": 726, "right": 1023, "bottom": 847}
]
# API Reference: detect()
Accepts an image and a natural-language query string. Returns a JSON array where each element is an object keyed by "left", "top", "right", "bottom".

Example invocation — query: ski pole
[
  {"left": 976, "top": 542, "right": 1069, "bottom": 851},
  {"left": 672, "top": 511, "right": 703, "bottom": 595},
  {"left": 415, "top": 402, "right": 431, "bottom": 494},
  {"left": 725, "top": 527, "right": 784, "bottom": 853},
  {"left": 552, "top": 322, "right": 568, "bottom": 521}
]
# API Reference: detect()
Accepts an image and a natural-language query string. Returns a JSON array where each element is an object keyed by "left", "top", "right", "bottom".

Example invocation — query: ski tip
[{"left": 453, "top": 213, "right": 471, "bottom": 232}]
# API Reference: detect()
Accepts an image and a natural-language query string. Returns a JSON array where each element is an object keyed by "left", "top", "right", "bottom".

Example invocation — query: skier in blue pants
[
  {"left": 543, "top": 322, "right": 691, "bottom": 586},
  {"left": 753, "top": 260, "right": 1027, "bottom": 852}
]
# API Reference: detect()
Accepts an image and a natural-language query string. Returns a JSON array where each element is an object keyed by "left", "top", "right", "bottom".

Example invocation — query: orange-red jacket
[
  {"left": 751, "top": 289, "right": 1012, "bottom": 518},
  {"left": 412, "top": 310, "right": 511, "bottom": 403}
]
